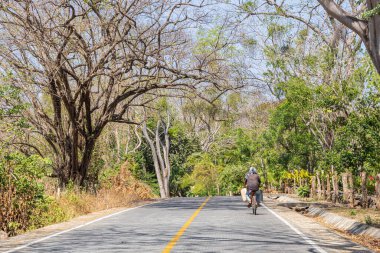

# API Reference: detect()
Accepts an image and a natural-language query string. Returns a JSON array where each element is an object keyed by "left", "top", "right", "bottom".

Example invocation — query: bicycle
[{"left": 248, "top": 191, "right": 258, "bottom": 215}]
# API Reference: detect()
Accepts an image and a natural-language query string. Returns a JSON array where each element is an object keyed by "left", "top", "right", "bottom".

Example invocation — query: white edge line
[
  {"left": 262, "top": 203, "right": 328, "bottom": 253},
  {"left": 3, "top": 201, "right": 158, "bottom": 253}
]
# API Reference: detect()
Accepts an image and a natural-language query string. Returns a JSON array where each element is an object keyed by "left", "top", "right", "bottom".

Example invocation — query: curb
[
  {"left": 275, "top": 195, "right": 380, "bottom": 239},
  {"left": 307, "top": 206, "right": 380, "bottom": 239}
]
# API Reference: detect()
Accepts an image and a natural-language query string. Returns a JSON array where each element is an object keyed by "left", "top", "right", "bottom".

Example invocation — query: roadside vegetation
[{"left": 1, "top": 0, "right": 380, "bottom": 238}]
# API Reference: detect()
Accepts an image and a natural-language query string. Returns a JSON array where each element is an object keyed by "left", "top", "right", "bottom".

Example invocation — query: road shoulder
[
  {"left": 0, "top": 200, "right": 156, "bottom": 253},
  {"left": 264, "top": 198, "right": 372, "bottom": 253}
]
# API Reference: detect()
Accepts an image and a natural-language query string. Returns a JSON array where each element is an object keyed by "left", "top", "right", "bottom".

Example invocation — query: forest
[{"left": 1, "top": 0, "right": 380, "bottom": 236}]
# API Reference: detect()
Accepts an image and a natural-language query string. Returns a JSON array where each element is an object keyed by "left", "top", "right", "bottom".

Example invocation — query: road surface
[{"left": 2, "top": 197, "right": 372, "bottom": 252}]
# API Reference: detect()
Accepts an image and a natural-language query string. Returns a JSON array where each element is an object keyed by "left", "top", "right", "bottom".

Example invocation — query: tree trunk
[
  {"left": 163, "top": 121, "right": 171, "bottom": 197},
  {"left": 115, "top": 128, "right": 121, "bottom": 163},
  {"left": 375, "top": 174, "right": 380, "bottom": 209},
  {"left": 342, "top": 172, "right": 349, "bottom": 202},
  {"left": 361, "top": 171, "right": 368, "bottom": 208},
  {"left": 332, "top": 170, "right": 339, "bottom": 203},
  {"left": 71, "top": 128, "right": 80, "bottom": 184},
  {"left": 141, "top": 114, "right": 171, "bottom": 199},
  {"left": 54, "top": 133, "right": 97, "bottom": 188},
  {"left": 321, "top": 176, "right": 326, "bottom": 200},
  {"left": 79, "top": 139, "right": 96, "bottom": 186},
  {"left": 348, "top": 172, "right": 355, "bottom": 208},
  {"left": 284, "top": 180, "right": 287, "bottom": 194},
  {"left": 281, "top": 179, "right": 284, "bottom": 193},
  {"left": 326, "top": 174, "right": 331, "bottom": 201},
  {"left": 316, "top": 171, "right": 322, "bottom": 199},
  {"left": 155, "top": 121, "right": 170, "bottom": 198},
  {"left": 366, "top": 0, "right": 380, "bottom": 74},
  {"left": 260, "top": 158, "right": 268, "bottom": 191},
  {"left": 317, "top": 0, "right": 380, "bottom": 74},
  {"left": 142, "top": 123, "right": 167, "bottom": 198},
  {"left": 311, "top": 176, "right": 317, "bottom": 199}
]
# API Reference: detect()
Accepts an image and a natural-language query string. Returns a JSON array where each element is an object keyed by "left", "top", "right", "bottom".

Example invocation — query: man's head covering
[
  {"left": 249, "top": 167, "right": 257, "bottom": 174},
  {"left": 245, "top": 166, "right": 257, "bottom": 180}
]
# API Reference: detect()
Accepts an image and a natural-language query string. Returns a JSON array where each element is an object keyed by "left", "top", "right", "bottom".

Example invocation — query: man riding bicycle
[{"left": 245, "top": 167, "right": 261, "bottom": 208}]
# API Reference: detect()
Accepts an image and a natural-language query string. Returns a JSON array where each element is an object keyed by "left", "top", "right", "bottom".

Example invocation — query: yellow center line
[{"left": 162, "top": 197, "right": 211, "bottom": 253}]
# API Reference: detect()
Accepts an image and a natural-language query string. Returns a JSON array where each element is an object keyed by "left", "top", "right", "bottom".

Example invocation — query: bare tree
[
  {"left": 181, "top": 98, "right": 222, "bottom": 151},
  {"left": 141, "top": 108, "right": 171, "bottom": 198},
  {"left": 0, "top": 0, "right": 221, "bottom": 187},
  {"left": 317, "top": 0, "right": 380, "bottom": 74},
  {"left": 243, "top": 0, "right": 379, "bottom": 73},
  {"left": 239, "top": 0, "right": 364, "bottom": 82}
]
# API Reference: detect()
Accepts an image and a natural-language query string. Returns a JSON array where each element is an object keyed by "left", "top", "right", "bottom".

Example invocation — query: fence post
[
  {"left": 311, "top": 176, "right": 316, "bottom": 198},
  {"left": 332, "top": 171, "right": 339, "bottom": 203},
  {"left": 326, "top": 174, "right": 331, "bottom": 201},
  {"left": 376, "top": 174, "right": 380, "bottom": 209},
  {"left": 361, "top": 171, "right": 368, "bottom": 208},
  {"left": 316, "top": 171, "right": 322, "bottom": 199},
  {"left": 348, "top": 172, "right": 355, "bottom": 208},
  {"left": 342, "top": 172, "right": 349, "bottom": 203}
]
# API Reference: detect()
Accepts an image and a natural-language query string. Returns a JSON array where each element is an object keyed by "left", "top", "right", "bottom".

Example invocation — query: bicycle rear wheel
[
  {"left": 251, "top": 192, "right": 257, "bottom": 215},
  {"left": 252, "top": 198, "right": 257, "bottom": 215}
]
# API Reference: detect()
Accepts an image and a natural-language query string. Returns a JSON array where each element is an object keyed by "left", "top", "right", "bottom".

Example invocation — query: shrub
[
  {"left": 182, "top": 153, "right": 221, "bottom": 196},
  {"left": 297, "top": 185, "right": 310, "bottom": 198},
  {"left": 365, "top": 215, "right": 373, "bottom": 225},
  {"left": 29, "top": 196, "right": 67, "bottom": 230},
  {"left": 218, "top": 164, "right": 247, "bottom": 195},
  {"left": 0, "top": 152, "right": 52, "bottom": 236}
]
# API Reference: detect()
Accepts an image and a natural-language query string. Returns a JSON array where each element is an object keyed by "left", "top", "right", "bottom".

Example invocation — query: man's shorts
[{"left": 247, "top": 190, "right": 262, "bottom": 204}]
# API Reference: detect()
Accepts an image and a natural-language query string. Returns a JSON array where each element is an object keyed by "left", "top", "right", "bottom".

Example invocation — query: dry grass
[
  {"left": 1, "top": 161, "right": 156, "bottom": 237},
  {"left": 342, "top": 233, "right": 380, "bottom": 252},
  {"left": 50, "top": 162, "right": 156, "bottom": 221}
]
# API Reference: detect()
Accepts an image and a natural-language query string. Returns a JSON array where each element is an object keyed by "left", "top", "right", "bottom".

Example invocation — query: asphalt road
[{"left": 4, "top": 197, "right": 371, "bottom": 253}]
